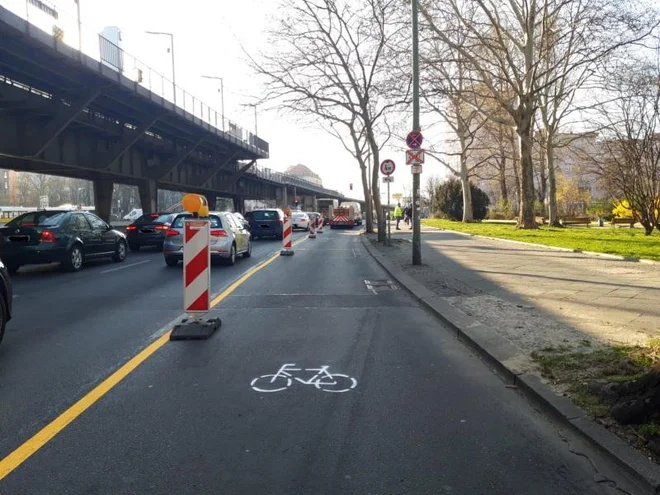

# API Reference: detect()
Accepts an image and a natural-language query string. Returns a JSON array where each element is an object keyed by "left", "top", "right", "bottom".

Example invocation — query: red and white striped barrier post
[
  {"left": 317, "top": 216, "right": 324, "bottom": 233},
  {"left": 280, "top": 216, "right": 294, "bottom": 256},
  {"left": 308, "top": 217, "right": 316, "bottom": 239},
  {"left": 183, "top": 219, "right": 211, "bottom": 314}
]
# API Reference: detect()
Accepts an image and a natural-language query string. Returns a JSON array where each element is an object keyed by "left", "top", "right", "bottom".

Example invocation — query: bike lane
[{"left": 0, "top": 230, "right": 644, "bottom": 494}]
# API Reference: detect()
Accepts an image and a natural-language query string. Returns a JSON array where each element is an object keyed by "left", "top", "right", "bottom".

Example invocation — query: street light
[
  {"left": 241, "top": 103, "right": 258, "bottom": 137},
  {"left": 145, "top": 31, "right": 176, "bottom": 105},
  {"left": 201, "top": 75, "right": 225, "bottom": 131}
]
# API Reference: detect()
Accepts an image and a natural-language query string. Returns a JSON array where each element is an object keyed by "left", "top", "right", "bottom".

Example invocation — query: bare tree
[
  {"left": 590, "top": 59, "right": 660, "bottom": 235},
  {"left": 420, "top": 0, "right": 658, "bottom": 229},
  {"left": 249, "top": 0, "right": 408, "bottom": 241}
]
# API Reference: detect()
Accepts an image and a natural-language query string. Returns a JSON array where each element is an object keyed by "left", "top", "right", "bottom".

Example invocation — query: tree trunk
[
  {"left": 546, "top": 129, "right": 561, "bottom": 227},
  {"left": 509, "top": 128, "right": 522, "bottom": 208},
  {"left": 499, "top": 157, "right": 508, "bottom": 204},
  {"left": 366, "top": 130, "right": 385, "bottom": 242},
  {"left": 517, "top": 113, "right": 538, "bottom": 229},
  {"left": 359, "top": 160, "right": 374, "bottom": 233},
  {"left": 538, "top": 133, "right": 547, "bottom": 208},
  {"left": 460, "top": 166, "right": 473, "bottom": 222}
]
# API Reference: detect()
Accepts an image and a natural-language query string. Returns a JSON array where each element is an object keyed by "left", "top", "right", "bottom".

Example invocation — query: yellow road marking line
[{"left": 0, "top": 238, "right": 309, "bottom": 481}]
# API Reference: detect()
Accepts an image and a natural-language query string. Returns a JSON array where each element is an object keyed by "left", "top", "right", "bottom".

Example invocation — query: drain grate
[{"left": 364, "top": 279, "right": 398, "bottom": 294}]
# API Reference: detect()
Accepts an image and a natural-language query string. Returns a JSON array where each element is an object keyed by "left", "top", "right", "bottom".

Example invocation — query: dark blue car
[{"left": 245, "top": 209, "right": 285, "bottom": 240}]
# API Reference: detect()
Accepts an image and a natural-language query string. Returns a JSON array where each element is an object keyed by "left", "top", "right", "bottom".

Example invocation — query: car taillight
[
  {"left": 126, "top": 225, "right": 137, "bottom": 231},
  {"left": 210, "top": 230, "right": 228, "bottom": 237},
  {"left": 155, "top": 225, "right": 169, "bottom": 231},
  {"left": 166, "top": 229, "right": 180, "bottom": 237},
  {"left": 39, "top": 230, "right": 56, "bottom": 243}
]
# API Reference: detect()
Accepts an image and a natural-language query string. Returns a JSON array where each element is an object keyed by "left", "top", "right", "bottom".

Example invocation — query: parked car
[
  {"left": 163, "top": 212, "right": 252, "bottom": 267},
  {"left": 245, "top": 209, "right": 284, "bottom": 240},
  {"left": 291, "top": 211, "right": 310, "bottom": 231},
  {"left": 0, "top": 258, "right": 13, "bottom": 346},
  {"left": 0, "top": 210, "right": 127, "bottom": 273},
  {"left": 125, "top": 213, "right": 176, "bottom": 251}
]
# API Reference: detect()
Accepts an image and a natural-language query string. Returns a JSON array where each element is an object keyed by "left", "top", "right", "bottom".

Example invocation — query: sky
[{"left": 3, "top": 0, "right": 448, "bottom": 201}]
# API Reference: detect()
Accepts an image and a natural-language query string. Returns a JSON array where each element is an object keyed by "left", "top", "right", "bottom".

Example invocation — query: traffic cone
[{"left": 308, "top": 219, "right": 316, "bottom": 239}]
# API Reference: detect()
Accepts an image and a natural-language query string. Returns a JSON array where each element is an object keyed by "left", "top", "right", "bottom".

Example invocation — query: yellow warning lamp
[
  {"left": 182, "top": 194, "right": 208, "bottom": 217},
  {"left": 283, "top": 207, "right": 291, "bottom": 217}
]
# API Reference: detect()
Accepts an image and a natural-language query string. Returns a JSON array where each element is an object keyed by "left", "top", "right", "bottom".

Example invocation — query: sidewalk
[{"left": 369, "top": 230, "right": 660, "bottom": 374}]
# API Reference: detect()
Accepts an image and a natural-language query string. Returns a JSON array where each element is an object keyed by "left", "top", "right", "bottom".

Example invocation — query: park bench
[
  {"left": 560, "top": 216, "right": 591, "bottom": 226},
  {"left": 611, "top": 217, "right": 636, "bottom": 228}
]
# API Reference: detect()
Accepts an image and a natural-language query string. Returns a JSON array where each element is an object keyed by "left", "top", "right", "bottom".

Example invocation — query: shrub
[{"left": 434, "top": 178, "right": 490, "bottom": 221}]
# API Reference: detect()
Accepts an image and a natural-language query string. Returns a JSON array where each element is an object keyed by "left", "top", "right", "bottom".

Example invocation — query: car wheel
[
  {"left": 5, "top": 263, "right": 19, "bottom": 275},
  {"left": 226, "top": 244, "right": 236, "bottom": 266},
  {"left": 63, "top": 244, "right": 84, "bottom": 272},
  {"left": 113, "top": 240, "right": 127, "bottom": 262},
  {"left": 129, "top": 242, "right": 140, "bottom": 252},
  {"left": 0, "top": 294, "right": 6, "bottom": 346},
  {"left": 243, "top": 240, "right": 252, "bottom": 258},
  {"left": 165, "top": 256, "right": 179, "bottom": 267}
]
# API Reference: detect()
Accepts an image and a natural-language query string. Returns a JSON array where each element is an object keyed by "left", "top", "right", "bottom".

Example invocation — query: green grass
[{"left": 422, "top": 219, "right": 660, "bottom": 261}]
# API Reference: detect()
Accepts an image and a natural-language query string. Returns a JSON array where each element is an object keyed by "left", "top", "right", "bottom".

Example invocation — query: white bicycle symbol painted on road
[{"left": 251, "top": 363, "right": 358, "bottom": 393}]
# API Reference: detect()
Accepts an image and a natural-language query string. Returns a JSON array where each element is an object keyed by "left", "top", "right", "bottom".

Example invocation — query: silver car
[{"left": 163, "top": 212, "right": 252, "bottom": 267}]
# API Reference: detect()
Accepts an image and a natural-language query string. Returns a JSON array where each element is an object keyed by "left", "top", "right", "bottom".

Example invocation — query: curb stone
[
  {"left": 422, "top": 226, "right": 660, "bottom": 265},
  {"left": 360, "top": 232, "right": 660, "bottom": 493}
]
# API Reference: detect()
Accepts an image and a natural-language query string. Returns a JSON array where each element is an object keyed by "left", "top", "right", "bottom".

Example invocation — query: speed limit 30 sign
[{"left": 380, "top": 159, "right": 396, "bottom": 176}]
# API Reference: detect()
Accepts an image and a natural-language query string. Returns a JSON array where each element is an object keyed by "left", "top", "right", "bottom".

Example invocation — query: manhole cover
[{"left": 364, "top": 279, "right": 398, "bottom": 293}]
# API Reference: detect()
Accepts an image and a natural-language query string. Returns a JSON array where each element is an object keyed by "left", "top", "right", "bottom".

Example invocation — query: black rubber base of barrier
[
  {"left": 280, "top": 250, "right": 295, "bottom": 256},
  {"left": 170, "top": 317, "right": 222, "bottom": 341}
]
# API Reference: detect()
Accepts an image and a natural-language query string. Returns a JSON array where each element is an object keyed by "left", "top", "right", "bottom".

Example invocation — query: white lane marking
[
  {"left": 251, "top": 363, "right": 357, "bottom": 393},
  {"left": 100, "top": 260, "right": 152, "bottom": 274}
]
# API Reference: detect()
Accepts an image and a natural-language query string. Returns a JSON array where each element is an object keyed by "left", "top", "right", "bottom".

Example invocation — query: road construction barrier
[
  {"left": 183, "top": 219, "right": 211, "bottom": 313},
  {"left": 317, "top": 216, "right": 324, "bottom": 233},
  {"left": 308, "top": 219, "right": 316, "bottom": 239},
  {"left": 280, "top": 216, "right": 294, "bottom": 256}
]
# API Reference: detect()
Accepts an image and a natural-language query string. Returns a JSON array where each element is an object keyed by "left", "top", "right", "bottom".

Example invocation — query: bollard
[
  {"left": 280, "top": 216, "right": 294, "bottom": 256},
  {"left": 308, "top": 218, "right": 316, "bottom": 239},
  {"left": 170, "top": 196, "right": 221, "bottom": 340},
  {"left": 317, "top": 216, "right": 324, "bottom": 234}
]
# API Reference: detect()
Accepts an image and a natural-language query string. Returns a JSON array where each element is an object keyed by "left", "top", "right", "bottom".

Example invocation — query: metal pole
[
  {"left": 387, "top": 180, "right": 391, "bottom": 243},
  {"left": 253, "top": 105, "right": 258, "bottom": 136},
  {"left": 220, "top": 78, "right": 225, "bottom": 131},
  {"left": 169, "top": 34, "right": 176, "bottom": 105},
  {"left": 76, "top": 0, "right": 82, "bottom": 53},
  {"left": 25, "top": 0, "right": 29, "bottom": 22},
  {"left": 412, "top": 0, "right": 422, "bottom": 265}
]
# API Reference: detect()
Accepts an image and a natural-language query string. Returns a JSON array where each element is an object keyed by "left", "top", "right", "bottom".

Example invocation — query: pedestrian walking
[{"left": 394, "top": 203, "right": 403, "bottom": 230}]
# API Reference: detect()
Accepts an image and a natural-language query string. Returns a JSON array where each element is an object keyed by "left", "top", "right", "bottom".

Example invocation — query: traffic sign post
[
  {"left": 406, "top": 149, "right": 424, "bottom": 165},
  {"left": 380, "top": 159, "right": 395, "bottom": 176},
  {"left": 406, "top": 130, "right": 423, "bottom": 149},
  {"left": 411, "top": 165, "right": 423, "bottom": 174},
  {"left": 380, "top": 160, "right": 397, "bottom": 243}
]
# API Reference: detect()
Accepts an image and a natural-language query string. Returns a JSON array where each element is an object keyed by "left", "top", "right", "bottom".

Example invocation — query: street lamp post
[
  {"left": 145, "top": 31, "right": 176, "bottom": 105},
  {"left": 202, "top": 75, "right": 225, "bottom": 131},
  {"left": 241, "top": 103, "right": 258, "bottom": 137},
  {"left": 411, "top": 0, "right": 422, "bottom": 265}
]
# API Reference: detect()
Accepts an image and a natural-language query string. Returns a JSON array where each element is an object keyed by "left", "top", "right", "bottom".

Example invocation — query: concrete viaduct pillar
[
  {"left": 205, "top": 193, "right": 217, "bottom": 212},
  {"left": 281, "top": 187, "right": 288, "bottom": 208},
  {"left": 313, "top": 195, "right": 318, "bottom": 212},
  {"left": 93, "top": 180, "right": 114, "bottom": 222},
  {"left": 233, "top": 196, "right": 245, "bottom": 214},
  {"left": 138, "top": 179, "right": 158, "bottom": 213}
]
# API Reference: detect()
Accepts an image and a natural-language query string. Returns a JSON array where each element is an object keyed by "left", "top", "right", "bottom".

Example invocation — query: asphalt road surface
[{"left": 0, "top": 229, "right": 649, "bottom": 494}]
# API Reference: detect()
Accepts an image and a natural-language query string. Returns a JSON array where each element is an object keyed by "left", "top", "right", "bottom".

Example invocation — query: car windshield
[
  {"left": 7, "top": 211, "right": 67, "bottom": 227},
  {"left": 250, "top": 211, "right": 279, "bottom": 221},
  {"left": 171, "top": 214, "right": 222, "bottom": 229}
]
